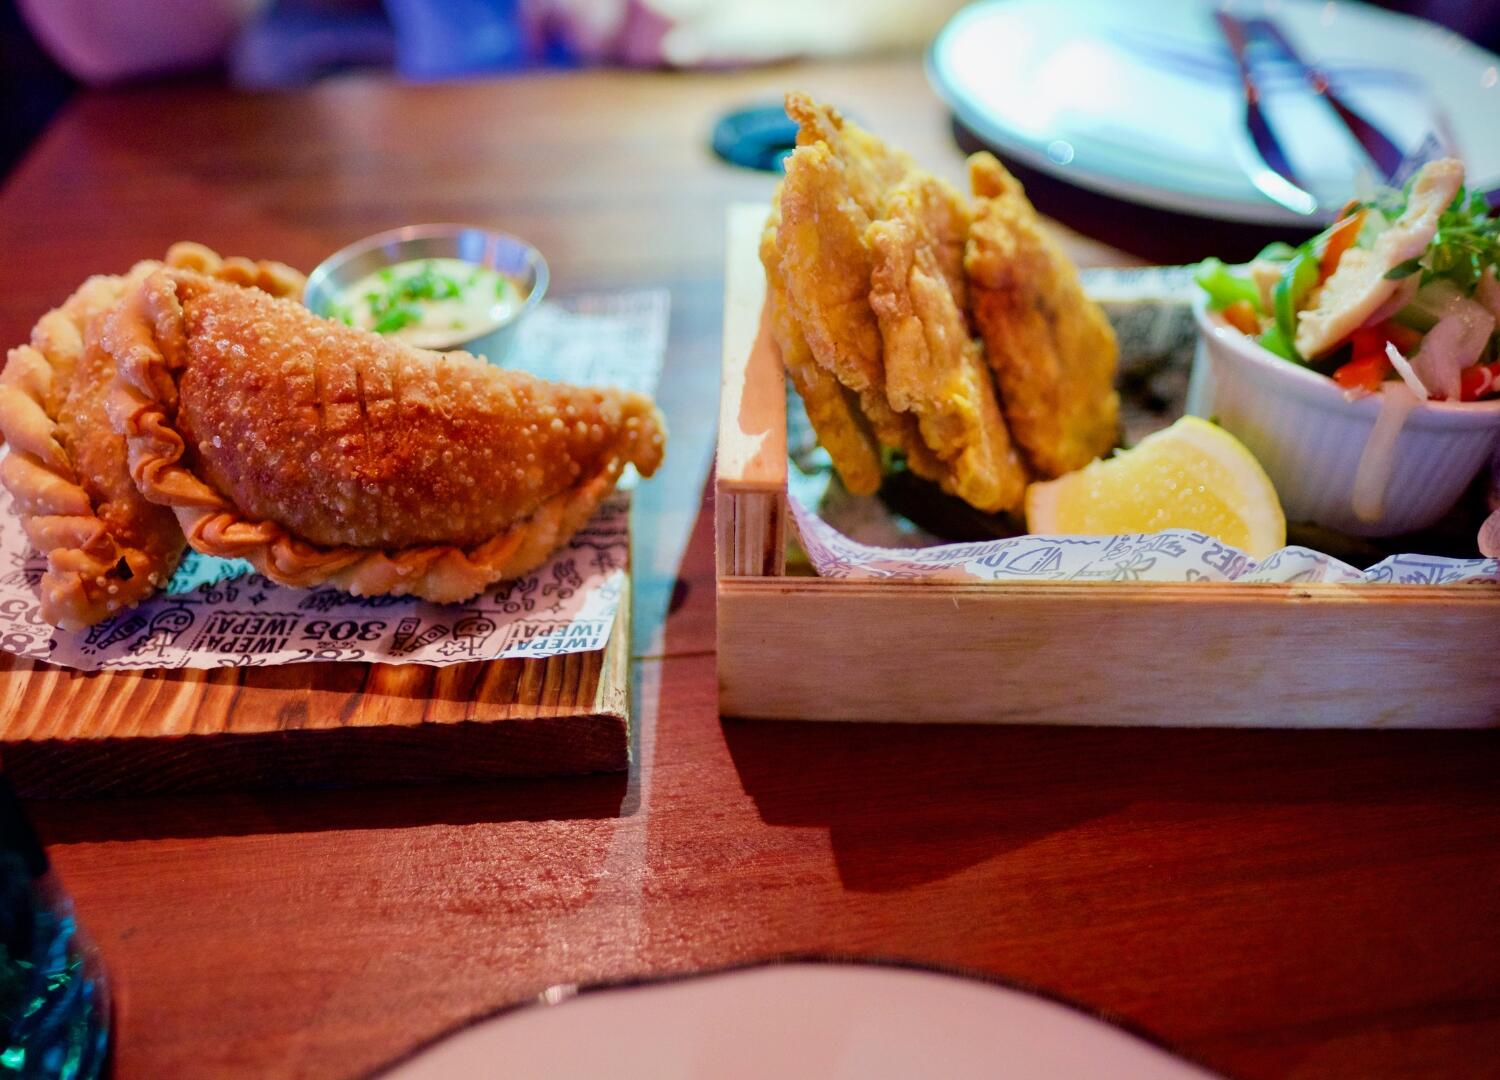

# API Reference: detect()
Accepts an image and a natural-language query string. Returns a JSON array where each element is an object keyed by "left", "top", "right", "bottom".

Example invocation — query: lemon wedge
[{"left": 1024, "top": 416, "right": 1286, "bottom": 558}]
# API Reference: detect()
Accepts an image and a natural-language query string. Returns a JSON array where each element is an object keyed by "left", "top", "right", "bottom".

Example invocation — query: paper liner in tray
[
  {"left": 790, "top": 495, "right": 1500, "bottom": 586},
  {"left": 0, "top": 289, "right": 668, "bottom": 672},
  {"left": 785, "top": 265, "right": 1500, "bottom": 589}
]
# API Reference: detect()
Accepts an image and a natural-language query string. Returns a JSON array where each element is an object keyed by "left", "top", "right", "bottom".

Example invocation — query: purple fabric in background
[
  {"left": 233, "top": 0, "right": 670, "bottom": 86},
  {"left": 12, "top": 0, "right": 1500, "bottom": 89},
  {"left": 384, "top": 0, "right": 532, "bottom": 80},
  {"left": 232, "top": 5, "right": 396, "bottom": 89}
]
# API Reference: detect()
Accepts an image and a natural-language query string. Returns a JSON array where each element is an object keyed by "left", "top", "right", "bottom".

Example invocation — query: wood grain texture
[
  {"left": 0, "top": 583, "right": 631, "bottom": 796},
  {"left": 714, "top": 204, "right": 788, "bottom": 578},
  {"left": 719, "top": 579, "right": 1500, "bottom": 727},
  {"left": 4, "top": 59, "right": 1498, "bottom": 1080},
  {"left": 716, "top": 204, "right": 786, "bottom": 494}
]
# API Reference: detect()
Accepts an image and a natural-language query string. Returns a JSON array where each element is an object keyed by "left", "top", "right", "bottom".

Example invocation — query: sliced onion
[
  {"left": 1477, "top": 268, "right": 1500, "bottom": 323},
  {"left": 1352, "top": 382, "right": 1421, "bottom": 524},
  {"left": 1408, "top": 300, "right": 1494, "bottom": 400},
  {"left": 1385, "top": 342, "right": 1430, "bottom": 399}
]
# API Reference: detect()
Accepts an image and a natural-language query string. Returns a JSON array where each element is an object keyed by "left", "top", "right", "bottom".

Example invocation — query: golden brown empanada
[
  {"left": 0, "top": 244, "right": 304, "bottom": 629},
  {"left": 105, "top": 267, "right": 666, "bottom": 603}
]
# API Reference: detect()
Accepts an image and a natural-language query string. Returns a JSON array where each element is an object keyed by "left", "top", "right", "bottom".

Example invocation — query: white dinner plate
[
  {"left": 928, "top": 0, "right": 1500, "bottom": 225},
  {"left": 381, "top": 962, "right": 1220, "bottom": 1079}
]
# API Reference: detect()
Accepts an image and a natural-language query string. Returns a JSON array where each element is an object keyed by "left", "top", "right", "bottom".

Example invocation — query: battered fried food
[
  {"left": 760, "top": 194, "right": 883, "bottom": 496},
  {"left": 767, "top": 93, "right": 1116, "bottom": 512},
  {"left": 867, "top": 175, "right": 1027, "bottom": 512},
  {"left": 785, "top": 91, "right": 913, "bottom": 219},
  {"left": 105, "top": 267, "right": 666, "bottom": 603},
  {"left": 0, "top": 244, "right": 305, "bottom": 629},
  {"left": 775, "top": 140, "right": 945, "bottom": 482},
  {"left": 965, "top": 152, "right": 1119, "bottom": 478}
]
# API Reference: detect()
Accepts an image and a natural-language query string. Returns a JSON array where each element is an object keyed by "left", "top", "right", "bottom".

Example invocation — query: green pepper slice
[{"left": 1271, "top": 250, "right": 1319, "bottom": 361}]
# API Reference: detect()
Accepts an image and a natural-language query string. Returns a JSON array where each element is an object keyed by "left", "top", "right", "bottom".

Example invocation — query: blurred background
[
  {"left": 2, "top": 0, "right": 1498, "bottom": 266},
  {"left": 4, "top": 0, "right": 1498, "bottom": 177}
]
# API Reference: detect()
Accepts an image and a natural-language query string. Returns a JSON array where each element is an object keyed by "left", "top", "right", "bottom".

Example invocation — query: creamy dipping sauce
[{"left": 330, "top": 257, "right": 525, "bottom": 349}]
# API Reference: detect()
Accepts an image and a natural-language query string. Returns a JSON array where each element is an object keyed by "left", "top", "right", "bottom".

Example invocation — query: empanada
[
  {"left": 105, "top": 267, "right": 666, "bottom": 603},
  {"left": 0, "top": 244, "right": 304, "bottom": 628}
]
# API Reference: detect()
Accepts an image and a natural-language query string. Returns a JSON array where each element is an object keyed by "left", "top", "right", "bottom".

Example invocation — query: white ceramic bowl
[{"left": 1187, "top": 296, "right": 1500, "bottom": 537}]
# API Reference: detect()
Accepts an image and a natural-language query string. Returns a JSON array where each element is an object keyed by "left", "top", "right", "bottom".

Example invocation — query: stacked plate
[{"left": 928, "top": 0, "right": 1500, "bottom": 225}]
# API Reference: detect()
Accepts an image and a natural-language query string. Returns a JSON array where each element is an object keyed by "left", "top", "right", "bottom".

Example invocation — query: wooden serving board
[
  {"left": 717, "top": 205, "right": 1500, "bottom": 729},
  {"left": 0, "top": 581, "right": 630, "bottom": 797}
]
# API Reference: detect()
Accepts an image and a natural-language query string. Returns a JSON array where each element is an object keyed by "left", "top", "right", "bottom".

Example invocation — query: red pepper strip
[
  {"left": 1460, "top": 362, "right": 1500, "bottom": 401},
  {"left": 1383, "top": 322, "right": 1423, "bottom": 354},
  {"left": 1333, "top": 351, "right": 1393, "bottom": 395},
  {"left": 1350, "top": 322, "right": 1422, "bottom": 357},
  {"left": 1318, "top": 209, "right": 1366, "bottom": 283},
  {"left": 1335, "top": 320, "right": 1425, "bottom": 395}
]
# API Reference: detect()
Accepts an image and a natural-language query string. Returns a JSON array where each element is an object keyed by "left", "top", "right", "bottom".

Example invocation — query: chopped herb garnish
[
  {"left": 392, "top": 261, "right": 463, "bottom": 303},
  {"left": 1384, "top": 257, "right": 1423, "bottom": 281},
  {"left": 374, "top": 306, "right": 420, "bottom": 334},
  {"left": 1362, "top": 183, "right": 1500, "bottom": 294},
  {"left": 1422, "top": 188, "right": 1500, "bottom": 292},
  {"left": 361, "top": 264, "right": 463, "bottom": 333},
  {"left": 343, "top": 258, "right": 516, "bottom": 338}
]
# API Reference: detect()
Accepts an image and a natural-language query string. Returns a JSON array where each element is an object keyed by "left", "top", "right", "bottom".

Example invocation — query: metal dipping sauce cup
[{"left": 303, "top": 224, "right": 549, "bottom": 364}]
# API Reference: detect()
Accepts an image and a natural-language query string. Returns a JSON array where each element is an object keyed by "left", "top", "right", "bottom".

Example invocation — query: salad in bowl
[{"left": 1191, "top": 159, "right": 1500, "bottom": 541}]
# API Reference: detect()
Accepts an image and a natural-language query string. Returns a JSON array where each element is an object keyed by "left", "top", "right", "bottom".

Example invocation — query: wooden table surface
[{"left": 3, "top": 58, "right": 1498, "bottom": 1080}]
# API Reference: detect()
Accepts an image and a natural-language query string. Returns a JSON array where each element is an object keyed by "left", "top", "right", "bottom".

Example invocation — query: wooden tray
[
  {"left": 0, "top": 581, "right": 630, "bottom": 796},
  {"left": 715, "top": 205, "right": 1500, "bottom": 729}
]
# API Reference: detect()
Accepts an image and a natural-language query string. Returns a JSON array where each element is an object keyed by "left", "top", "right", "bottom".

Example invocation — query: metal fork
[{"left": 1215, "top": 11, "right": 1319, "bottom": 216}]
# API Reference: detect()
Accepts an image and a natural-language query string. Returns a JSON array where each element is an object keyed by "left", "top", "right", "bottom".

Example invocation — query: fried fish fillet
[
  {"left": 965, "top": 152, "right": 1119, "bottom": 478},
  {"left": 868, "top": 175, "right": 1027, "bottom": 513},
  {"left": 105, "top": 267, "right": 666, "bottom": 603},
  {"left": 0, "top": 244, "right": 305, "bottom": 629},
  {"left": 785, "top": 91, "right": 913, "bottom": 219},
  {"left": 775, "top": 140, "right": 944, "bottom": 483},
  {"left": 775, "top": 141, "right": 885, "bottom": 398},
  {"left": 760, "top": 193, "right": 883, "bottom": 496}
]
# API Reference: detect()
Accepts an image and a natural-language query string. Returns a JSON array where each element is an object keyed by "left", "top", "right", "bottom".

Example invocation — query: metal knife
[{"left": 1247, "top": 17, "right": 1406, "bottom": 181}]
